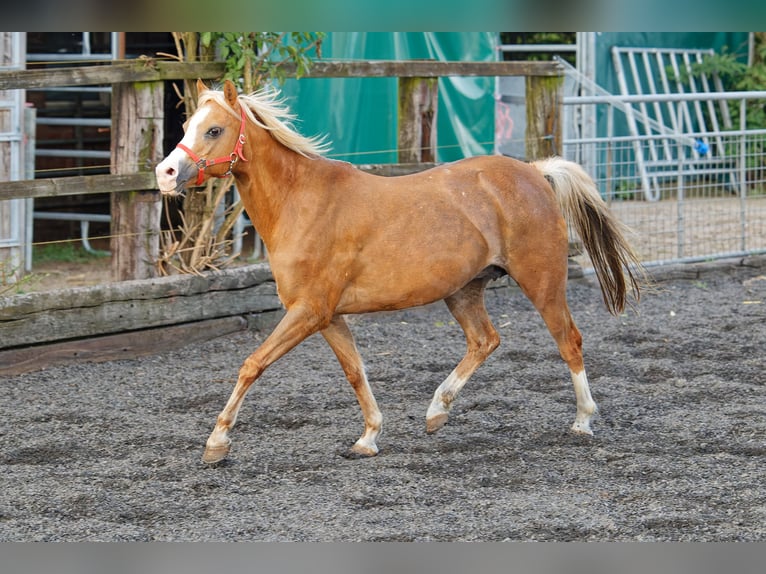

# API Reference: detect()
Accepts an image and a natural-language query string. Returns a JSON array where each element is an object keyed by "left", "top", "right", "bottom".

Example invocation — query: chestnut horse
[{"left": 156, "top": 80, "right": 643, "bottom": 464}]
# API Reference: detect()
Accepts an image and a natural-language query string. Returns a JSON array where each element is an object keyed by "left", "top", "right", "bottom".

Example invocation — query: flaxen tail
[{"left": 531, "top": 156, "right": 645, "bottom": 315}]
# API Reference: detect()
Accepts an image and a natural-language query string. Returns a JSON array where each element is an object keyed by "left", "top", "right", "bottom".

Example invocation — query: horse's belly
[{"left": 335, "top": 256, "right": 486, "bottom": 314}]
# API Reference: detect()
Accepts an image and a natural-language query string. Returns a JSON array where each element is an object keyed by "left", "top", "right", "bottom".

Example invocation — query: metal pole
[
  {"left": 606, "top": 104, "right": 614, "bottom": 205},
  {"left": 677, "top": 140, "right": 685, "bottom": 259},
  {"left": 739, "top": 98, "right": 747, "bottom": 251},
  {"left": 23, "top": 104, "right": 35, "bottom": 272}
]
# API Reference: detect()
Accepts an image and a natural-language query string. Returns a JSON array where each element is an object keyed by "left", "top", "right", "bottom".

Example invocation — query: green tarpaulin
[{"left": 280, "top": 32, "right": 498, "bottom": 164}]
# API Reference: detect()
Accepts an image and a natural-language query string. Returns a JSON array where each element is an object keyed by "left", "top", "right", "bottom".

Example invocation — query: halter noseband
[{"left": 176, "top": 105, "right": 249, "bottom": 186}]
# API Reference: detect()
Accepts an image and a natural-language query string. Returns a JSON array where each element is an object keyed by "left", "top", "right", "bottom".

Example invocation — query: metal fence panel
[{"left": 563, "top": 132, "right": 766, "bottom": 268}]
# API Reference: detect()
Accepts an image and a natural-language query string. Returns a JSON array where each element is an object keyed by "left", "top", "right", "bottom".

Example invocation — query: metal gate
[{"left": 611, "top": 46, "right": 736, "bottom": 202}]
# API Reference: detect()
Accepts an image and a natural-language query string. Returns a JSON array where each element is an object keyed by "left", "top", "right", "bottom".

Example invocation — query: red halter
[{"left": 176, "top": 105, "right": 249, "bottom": 186}]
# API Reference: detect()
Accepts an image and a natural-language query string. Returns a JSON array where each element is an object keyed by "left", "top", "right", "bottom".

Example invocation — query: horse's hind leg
[
  {"left": 321, "top": 315, "right": 382, "bottom": 457},
  {"left": 426, "top": 278, "right": 500, "bottom": 433},
  {"left": 513, "top": 264, "right": 597, "bottom": 435}
]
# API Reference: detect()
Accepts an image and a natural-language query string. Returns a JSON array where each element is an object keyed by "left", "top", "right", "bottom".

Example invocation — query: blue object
[{"left": 694, "top": 139, "right": 709, "bottom": 155}]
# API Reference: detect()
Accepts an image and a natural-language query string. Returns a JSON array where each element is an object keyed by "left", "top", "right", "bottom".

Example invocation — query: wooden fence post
[
  {"left": 110, "top": 81, "right": 163, "bottom": 281},
  {"left": 525, "top": 74, "right": 563, "bottom": 160},
  {"left": 398, "top": 77, "right": 438, "bottom": 163}
]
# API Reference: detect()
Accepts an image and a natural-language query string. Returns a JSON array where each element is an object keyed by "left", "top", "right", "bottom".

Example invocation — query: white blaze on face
[{"left": 155, "top": 106, "right": 214, "bottom": 193}]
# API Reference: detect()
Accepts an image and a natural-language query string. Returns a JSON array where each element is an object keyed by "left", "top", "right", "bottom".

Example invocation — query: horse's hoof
[
  {"left": 343, "top": 449, "right": 376, "bottom": 460},
  {"left": 345, "top": 442, "right": 378, "bottom": 459},
  {"left": 570, "top": 421, "right": 594, "bottom": 436},
  {"left": 426, "top": 412, "right": 449, "bottom": 434},
  {"left": 202, "top": 444, "right": 230, "bottom": 464}
]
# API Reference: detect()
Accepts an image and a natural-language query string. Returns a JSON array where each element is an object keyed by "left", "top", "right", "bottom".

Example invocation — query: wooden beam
[
  {"left": 0, "top": 173, "right": 156, "bottom": 201},
  {"left": 0, "top": 61, "right": 226, "bottom": 90},
  {"left": 0, "top": 263, "right": 278, "bottom": 349},
  {"left": 302, "top": 60, "right": 563, "bottom": 78},
  {"left": 0, "top": 316, "right": 248, "bottom": 376},
  {"left": 0, "top": 59, "right": 562, "bottom": 91}
]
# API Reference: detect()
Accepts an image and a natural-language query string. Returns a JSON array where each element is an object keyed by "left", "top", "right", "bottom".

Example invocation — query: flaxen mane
[{"left": 198, "top": 87, "right": 330, "bottom": 158}]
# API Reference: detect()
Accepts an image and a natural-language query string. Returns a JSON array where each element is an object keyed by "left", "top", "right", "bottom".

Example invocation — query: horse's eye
[{"left": 207, "top": 127, "right": 223, "bottom": 138}]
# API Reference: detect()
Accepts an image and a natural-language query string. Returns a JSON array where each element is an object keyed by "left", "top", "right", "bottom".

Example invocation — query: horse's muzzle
[{"left": 156, "top": 153, "right": 198, "bottom": 195}]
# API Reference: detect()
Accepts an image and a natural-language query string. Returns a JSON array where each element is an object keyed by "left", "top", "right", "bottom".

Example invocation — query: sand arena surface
[{"left": 1, "top": 263, "right": 765, "bottom": 541}]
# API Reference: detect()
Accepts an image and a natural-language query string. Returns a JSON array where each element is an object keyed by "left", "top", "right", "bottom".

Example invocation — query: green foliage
[
  {"left": 686, "top": 49, "right": 749, "bottom": 85},
  {"left": 200, "top": 32, "right": 324, "bottom": 92},
  {"left": 677, "top": 38, "right": 766, "bottom": 129},
  {"left": 612, "top": 179, "right": 641, "bottom": 201},
  {"left": 670, "top": 36, "right": 766, "bottom": 180}
]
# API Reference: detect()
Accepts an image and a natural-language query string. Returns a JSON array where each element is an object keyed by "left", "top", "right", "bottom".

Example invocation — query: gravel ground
[{"left": 1, "top": 263, "right": 765, "bottom": 541}]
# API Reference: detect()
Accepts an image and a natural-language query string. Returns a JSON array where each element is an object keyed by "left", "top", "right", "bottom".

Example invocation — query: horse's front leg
[
  {"left": 321, "top": 315, "right": 382, "bottom": 457},
  {"left": 203, "top": 304, "right": 327, "bottom": 464}
]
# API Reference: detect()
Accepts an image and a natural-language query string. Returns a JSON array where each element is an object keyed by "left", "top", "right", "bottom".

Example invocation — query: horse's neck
[{"left": 233, "top": 137, "right": 316, "bottom": 249}]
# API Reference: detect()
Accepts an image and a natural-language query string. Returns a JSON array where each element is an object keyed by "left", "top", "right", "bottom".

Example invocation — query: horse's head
[{"left": 155, "top": 79, "right": 248, "bottom": 195}]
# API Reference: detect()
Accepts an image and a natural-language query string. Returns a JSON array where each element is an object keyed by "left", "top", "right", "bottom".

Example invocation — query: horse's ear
[
  {"left": 196, "top": 79, "right": 208, "bottom": 95},
  {"left": 223, "top": 80, "right": 238, "bottom": 107}
]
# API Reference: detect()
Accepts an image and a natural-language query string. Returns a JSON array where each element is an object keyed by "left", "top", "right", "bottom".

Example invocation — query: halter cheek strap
[{"left": 176, "top": 105, "right": 249, "bottom": 186}]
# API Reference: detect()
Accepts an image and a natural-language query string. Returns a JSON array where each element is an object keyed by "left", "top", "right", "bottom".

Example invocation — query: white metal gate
[
  {"left": 1, "top": 32, "right": 26, "bottom": 287},
  {"left": 611, "top": 46, "right": 736, "bottom": 202}
]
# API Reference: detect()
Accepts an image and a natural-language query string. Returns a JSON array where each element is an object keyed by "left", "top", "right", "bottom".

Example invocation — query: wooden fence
[{"left": 0, "top": 58, "right": 563, "bottom": 371}]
